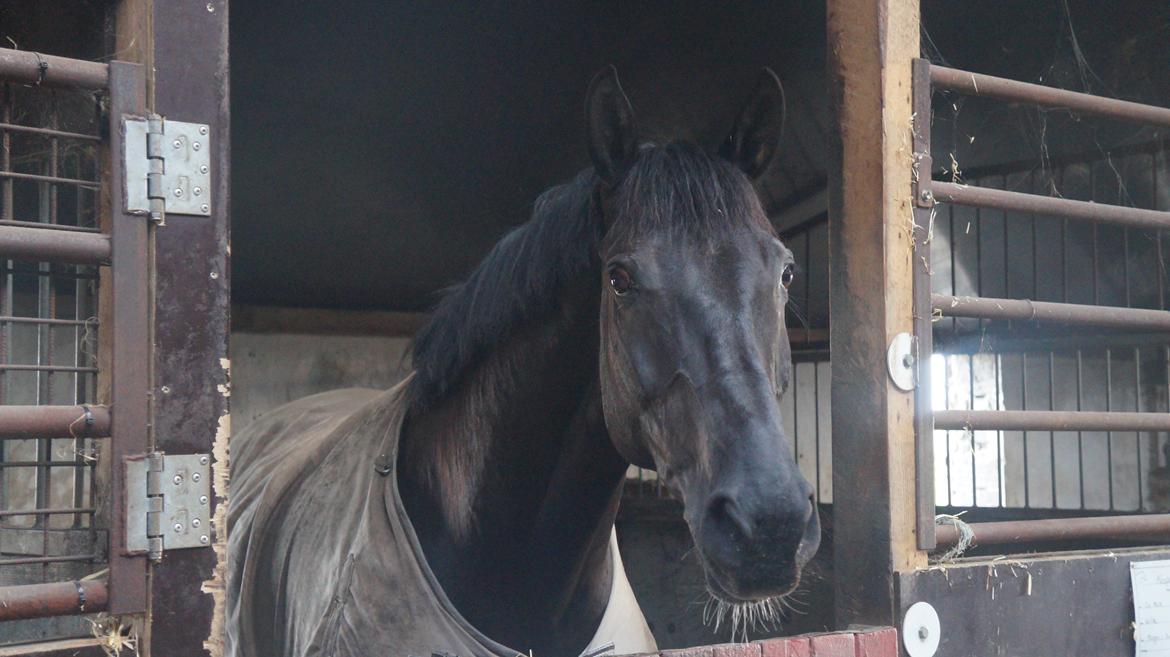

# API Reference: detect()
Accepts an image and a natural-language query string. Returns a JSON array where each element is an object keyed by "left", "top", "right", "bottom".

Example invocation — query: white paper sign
[{"left": 1133, "top": 560, "right": 1170, "bottom": 657}]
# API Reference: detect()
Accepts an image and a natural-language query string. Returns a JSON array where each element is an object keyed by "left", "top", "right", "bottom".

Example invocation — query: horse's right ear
[{"left": 586, "top": 66, "right": 638, "bottom": 184}]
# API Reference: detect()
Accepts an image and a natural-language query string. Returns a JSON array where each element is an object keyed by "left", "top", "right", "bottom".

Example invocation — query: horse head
[{"left": 587, "top": 66, "right": 820, "bottom": 604}]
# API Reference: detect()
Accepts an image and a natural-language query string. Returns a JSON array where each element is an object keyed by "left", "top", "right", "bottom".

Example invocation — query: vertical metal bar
[
  {"left": 1106, "top": 349, "right": 1114, "bottom": 510},
  {"left": 1, "top": 83, "right": 11, "bottom": 222},
  {"left": 1135, "top": 346, "right": 1143, "bottom": 511},
  {"left": 1075, "top": 350, "right": 1084, "bottom": 509},
  {"left": 813, "top": 360, "right": 820, "bottom": 498},
  {"left": 105, "top": 60, "right": 150, "bottom": 615},
  {"left": 911, "top": 57, "right": 936, "bottom": 548},
  {"left": 995, "top": 353, "right": 1003, "bottom": 506},
  {"left": 1049, "top": 352, "right": 1057, "bottom": 506},
  {"left": 969, "top": 353, "right": 977, "bottom": 505},
  {"left": 1022, "top": 352, "right": 1030, "bottom": 507},
  {"left": 804, "top": 229, "right": 812, "bottom": 348}
]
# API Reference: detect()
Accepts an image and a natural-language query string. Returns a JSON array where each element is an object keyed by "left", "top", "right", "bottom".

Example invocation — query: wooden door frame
[{"left": 113, "top": 2, "right": 230, "bottom": 655}]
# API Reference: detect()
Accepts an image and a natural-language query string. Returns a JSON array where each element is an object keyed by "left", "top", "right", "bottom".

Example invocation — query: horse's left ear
[
  {"left": 586, "top": 65, "right": 639, "bottom": 184},
  {"left": 720, "top": 68, "right": 785, "bottom": 179}
]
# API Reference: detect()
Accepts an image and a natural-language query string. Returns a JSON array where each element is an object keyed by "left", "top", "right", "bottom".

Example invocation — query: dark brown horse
[{"left": 226, "top": 67, "right": 819, "bottom": 657}]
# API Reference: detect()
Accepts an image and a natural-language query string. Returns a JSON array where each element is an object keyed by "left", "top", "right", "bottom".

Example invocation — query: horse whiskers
[{"left": 700, "top": 591, "right": 795, "bottom": 643}]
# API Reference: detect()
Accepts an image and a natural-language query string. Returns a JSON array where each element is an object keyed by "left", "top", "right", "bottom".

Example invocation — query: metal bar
[
  {"left": 0, "top": 225, "right": 110, "bottom": 265},
  {"left": 0, "top": 48, "right": 108, "bottom": 90},
  {"left": 0, "top": 220, "right": 104, "bottom": 233},
  {"left": 0, "top": 364, "right": 98, "bottom": 373},
  {"left": 0, "top": 122, "right": 100, "bottom": 141},
  {"left": 0, "top": 507, "right": 96, "bottom": 518},
  {"left": 933, "top": 294, "right": 1170, "bottom": 330},
  {"left": 0, "top": 580, "right": 107, "bottom": 621},
  {"left": 0, "top": 554, "right": 98, "bottom": 568},
  {"left": 935, "top": 409, "right": 1170, "bottom": 432},
  {"left": 912, "top": 57, "right": 937, "bottom": 550},
  {"left": 934, "top": 513, "right": 1170, "bottom": 549},
  {"left": 0, "top": 404, "right": 109, "bottom": 438},
  {"left": 105, "top": 59, "right": 150, "bottom": 615},
  {"left": 932, "top": 180, "right": 1170, "bottom": 231},
  {"left": 0, "top": 170, "right": 99, "bottom": 189},
  {"left": 0, "top": 460, "right": 90, "bottom": 468},
  {"left": 929, "top": 64, "right": 1170, "bottom": 128},
  {"left": 0, "top": 315, "right": 97, "bottom": 326}
]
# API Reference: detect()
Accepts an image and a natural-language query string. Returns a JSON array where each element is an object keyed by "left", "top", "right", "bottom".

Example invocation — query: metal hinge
[
  {"left": 125, "top": 452, "right": 212, "bottom": 561},
  {"left": 123, "top": 115, "right": 212, "bottom": 223}
]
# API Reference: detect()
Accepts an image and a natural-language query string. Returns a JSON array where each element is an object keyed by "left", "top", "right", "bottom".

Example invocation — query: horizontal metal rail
[
  {"left": 930, "top": 65, "right": 1170, "bottom": 128},
  {"left": 0, "top": 48, "right": 108, "bottom": 90},
  {"left": 0, "top": 554, "right": 99, "bottom": 567},
  {"left": 0, "top": 405, "right": 110, "bottom": 438},
  {"left": 935, "top": 409, "right": 1170, "bottom": 432},
  {"left": 0, "top": 170, "right": 100, "bottom": 189},
  {"left": 0, "top": 460, "right": 91, "bottom": 468},
  {"left": 0, "top": 364, "right": 99, "bottom": 373},
  {"left": 0, "top": 220, "right": 103, "bottom": 233},
  {"left": 0, "top": 580, "right": 108, "bottom": 621},
  {"left": 935, "top": 514, "right": 1170, "bottom": 549},
  {"left": 0, "top": 507, "right": 96, "bottom": 518},
  {"left": 932, "top": 294, "right": 1170, "bottom": 331},
  {"left": 0, "top": 225, "right": 111, "bottom": 265},
  {"left": 0, "top": 315, "right": 97, "bottom": 326},
  {"left": 0, "top": 121, "right": 101, "bottom": 141},
  {"left": 931, "top": 181, "right": 1170, "bottom": 231}
]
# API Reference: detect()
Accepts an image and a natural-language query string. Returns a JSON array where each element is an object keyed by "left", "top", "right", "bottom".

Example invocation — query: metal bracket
[
  {"left": 125, "top": 453, "right": 211, "bottom": 561},
  {"left": 887, "top": 331, "right": 918, "bottom": 392},
  {"left": 123, "top": 115, "right": 211, "bottom": 222}
]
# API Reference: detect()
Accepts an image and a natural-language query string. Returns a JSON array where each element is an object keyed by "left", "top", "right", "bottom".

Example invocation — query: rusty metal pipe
[
  {"left": 935, "top": 514, "right": 1170, "bottom": 549},
  {"left": 0, "top": 580, "right": 108, "bottom": 621},
  {"left": 0, "top": 225, "right": 110, "bottom": 265},
  {"left": 0, "top": 404, "right": 110, "bottom": 439},
  {"left": 933, "top": 294, "right": 1170, "bottom": 331},
  {"left": 935, "top": 409, "right": 1170, "bottom": 432},
  {"left": 0, "top": 48, "right": 108, "bottom": 90},
  {"left": 930, "top": 65, "right": 1170, "bottom": 128},
  {"left": 931, "top": 181, "right": 1170, "bottom": 231}
]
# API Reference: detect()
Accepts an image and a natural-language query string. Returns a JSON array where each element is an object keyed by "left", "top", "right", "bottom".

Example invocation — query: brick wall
[{"left": 619, "top": 627, "right": 898, "bottom": 657}]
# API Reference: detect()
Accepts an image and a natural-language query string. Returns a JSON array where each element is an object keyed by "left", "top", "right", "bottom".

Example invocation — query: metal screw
[
  {"left": 193, "top": 187, "right": 202, "bottom": 196},
  {"left": 172, "top": 139, "right": 182, "bottom": 149},
  {"left": 174, "top": 188, "right": 184, "bottom": 197},
  {"left": 902, "top": 353, "right": 915, "bottom": 369},
  {"left": 192, "top": 141, "right": 201, "bottom": 151},
  {"left": 199, "top": 456, "right": 209, "bottom": 466},
  {"left": 200, "top": 534, "right": 210, "bottom": 544},
  {"left": 192, "top": 518, "right": 201, "bottom": 528},
  {"left": 199, "top": 495, "right": 209, "bottom": 505},
  {"left": 199, "top": 164, "right": 209, "bottom": 174},
  {"left": 210, "top": 271, "right": 219, "bottom": 280},
  {"left": 201, "top": 203, "right": 210, "bottom": 213},
  {"left": 919, "top": 189, "right": 934, "bottom": 203},
  {"left": 918, "top": 627, "right": 930, "bottom": 640},
  {"left": 173, "top": 523, "right": 184, "bottom": 533},
  {"left": 160, "top": 385, "right": 171, "bottom": 394},
  {"left": 173, "top": 474, "right": 183, "bottom": 485},
  {"left": 192, "top": 472, "right": 201, "bottom": 482},
  {"left": 199, "top": 126, "right": 208, "bottom": 135}
]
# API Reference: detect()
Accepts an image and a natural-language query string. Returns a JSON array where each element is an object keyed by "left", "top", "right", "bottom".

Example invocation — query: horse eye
[
  {"left": 608, "top": 267, "right": 633, "bottom": 295},
  {"left": 781, "top": 264, "right": 795, "bottom": 288}
]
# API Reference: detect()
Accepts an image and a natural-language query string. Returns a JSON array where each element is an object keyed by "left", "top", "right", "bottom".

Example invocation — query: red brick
[
  {"left": 808, "top": 633, "right": 855, "bottom": 657},
  {"left": 785, "top": 636, "right": 811, "bottom": 657},
  {"left": 753, "top": 637, "right": 790, "bottom": 657},
  {"left": 660, "top": 647, "right": 715, "bottom": 657},
  {"left": 854, "top": 627, "right": 898, "bottom": 657},
  {"left": 710, "top": 643, "right": 762, "bottom": 657}
]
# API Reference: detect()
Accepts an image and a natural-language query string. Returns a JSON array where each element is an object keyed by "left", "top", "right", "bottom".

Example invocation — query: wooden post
[{"left": 827, "top": 0, "right": 926, "bottom": 627}]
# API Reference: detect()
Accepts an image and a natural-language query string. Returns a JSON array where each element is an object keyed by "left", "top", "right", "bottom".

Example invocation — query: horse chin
[{"left": 703, "top": 566, "right": 802, "bottom": 604}]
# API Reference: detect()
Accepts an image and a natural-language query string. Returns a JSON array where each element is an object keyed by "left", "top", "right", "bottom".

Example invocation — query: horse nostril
[{"left": 706, "top": 493, "right": 755, "bottom": 542}]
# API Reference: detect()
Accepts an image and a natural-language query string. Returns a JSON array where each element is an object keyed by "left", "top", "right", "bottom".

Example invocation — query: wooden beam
[
  {"left": 827, "top": 0, "right": 926, "bottom": 628},
  {"left": 231, "top": 304, "right": 428, "bottom": 337}
]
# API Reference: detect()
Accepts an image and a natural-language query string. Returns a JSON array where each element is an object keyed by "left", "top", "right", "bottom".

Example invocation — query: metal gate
[
  {"left": 0, "top": 46, "right": 215, "bottom": 653},
  {"left": 902, "top": 58, "right": 1170, "bottom": 656}
]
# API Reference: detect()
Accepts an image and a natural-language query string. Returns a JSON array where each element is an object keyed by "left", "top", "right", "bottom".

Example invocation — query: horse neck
[{"left": 397, "top": 273, "right": 629, "bottom": 647}]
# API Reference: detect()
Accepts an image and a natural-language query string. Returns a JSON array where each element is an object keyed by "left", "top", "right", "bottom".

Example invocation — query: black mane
[{"left": 408, "top": 142, "right": 769, "bottom": 407}]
